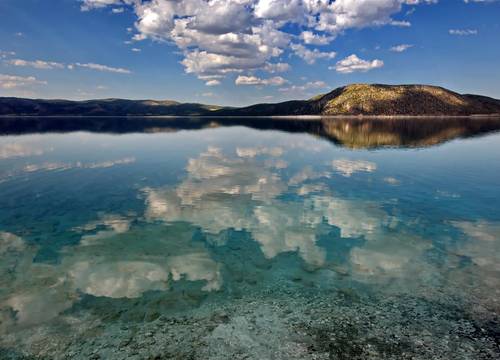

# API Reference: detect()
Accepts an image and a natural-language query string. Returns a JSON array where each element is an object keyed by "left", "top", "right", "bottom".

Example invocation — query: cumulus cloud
[
  {"left": 79, "top": 0, "right": 435, "bottom": 81},
  {"left": 235, "top": 75, "right": 288, "bottom": 86},
  {"left": 0, "top": 74, "right": 47, "bottom": 89},
  {"left": 291, "top": 43, "right": 336, "bottom": 64},
  {"left": 300, "top": 31, "right": 335, "bottom": 45},
  {"left": 205, "top": 79, "right": 221, "bottom": 86},
  {"left": 316, "top": 0, "right": 421, "bottom": 33},
  {"left": 263, "top": 62, "right": 291, "bottom": 73},
  {"left": 332, "top": 54, "right": 384, "bottom": 73}
]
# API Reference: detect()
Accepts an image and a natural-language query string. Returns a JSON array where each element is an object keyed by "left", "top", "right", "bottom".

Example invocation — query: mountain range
[{"left": 1, "top": 84, "right": 500, "bottom": 117}]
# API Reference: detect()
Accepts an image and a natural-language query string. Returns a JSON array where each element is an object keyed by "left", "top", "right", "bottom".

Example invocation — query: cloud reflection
[
  {"left": 74, "top": 214, "right": 132, "bottom": 245},
  {"left": 0, "top": 219, "right": 225, "bottom": 331},
  {"left": 143, "top": 147, "right": 391, "bottom": 268},
  {"left": 236, "top": 146, "right": 284, "bottom": 158},
  {"left": 69, "top": 261, "right": 169, "bottom": 298},
  {"left": 22, "top": 157, "right": 136, "bottom": 173},
  {"left": 452, "top": 221, "right": 500, "bottom": 270},
  {"left": 0, "top": 143, "right": 46, "bottom": 160},
  {"left": 332, "top": 159, "right": 377, "bottom": 177}
]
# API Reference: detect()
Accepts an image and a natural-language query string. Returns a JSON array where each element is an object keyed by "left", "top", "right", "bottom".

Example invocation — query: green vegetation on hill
[
  {"left": 216, "top": 84, "right": 500, "bottom": 116},
  {"left": 0, "top": 98, "right": 223, "bottom": 116},
  {"left": 1, "top": 84, "right": 499, "bottom": 116}
]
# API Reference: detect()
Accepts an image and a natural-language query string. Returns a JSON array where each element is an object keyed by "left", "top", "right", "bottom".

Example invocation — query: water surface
[{"left": 1, "top": 117, "right": 499, "bottom": 359}]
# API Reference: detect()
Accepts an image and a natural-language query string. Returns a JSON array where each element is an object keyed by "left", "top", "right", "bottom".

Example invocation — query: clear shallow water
[{"left": 0, "top": 118, "right": 499, "bottom": 359}]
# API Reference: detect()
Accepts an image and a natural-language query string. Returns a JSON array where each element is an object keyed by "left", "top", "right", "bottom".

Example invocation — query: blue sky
[{"left": 0, "top": 0, "right": 499, "bottom": 106}]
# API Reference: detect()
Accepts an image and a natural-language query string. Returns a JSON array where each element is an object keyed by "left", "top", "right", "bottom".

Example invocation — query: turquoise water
[{"left": 0, "top": 118, "right": 499, "bottom": 359}]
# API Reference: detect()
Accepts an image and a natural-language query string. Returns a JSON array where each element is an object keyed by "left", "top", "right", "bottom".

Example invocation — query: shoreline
[{"left": 1, "top": 114, "right": 500, "bottom": 119}]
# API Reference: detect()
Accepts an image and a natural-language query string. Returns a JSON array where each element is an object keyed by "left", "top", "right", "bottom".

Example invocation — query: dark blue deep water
[{"left": 0, "top": 117, "right": 499, "bottom": 359}]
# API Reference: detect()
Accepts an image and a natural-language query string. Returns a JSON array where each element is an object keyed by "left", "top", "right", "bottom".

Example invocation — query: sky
[{"left": 0, "top": 0, "right": 499, "bottom": 106}]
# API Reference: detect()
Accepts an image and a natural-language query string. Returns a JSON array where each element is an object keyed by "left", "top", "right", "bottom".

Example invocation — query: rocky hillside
[
  {"left": 1, "top": 84, "right": 499, "bottom": 116},
  {"left": 217, "top": 84, "right": 500, "bottom": 116},
  {"left": 318, "top": 84, "right": 500, "bottom": 116}
]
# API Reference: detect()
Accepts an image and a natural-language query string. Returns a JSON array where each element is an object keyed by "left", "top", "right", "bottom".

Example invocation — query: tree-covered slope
[{"left": 1, "top": 84, "right": 499, "bottom": 116}]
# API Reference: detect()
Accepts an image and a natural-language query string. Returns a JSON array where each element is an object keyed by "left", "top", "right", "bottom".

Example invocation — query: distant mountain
[
  {"left": 1, "top": 84, "right": 499, "bottom": 116},
  {"left": 0, "top": 98, "right": 224, "bottom": 116}
]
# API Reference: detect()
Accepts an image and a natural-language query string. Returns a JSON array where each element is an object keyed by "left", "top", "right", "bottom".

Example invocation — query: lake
[{"left": 1, "top": 117, "right": 499, "bottom": 359}]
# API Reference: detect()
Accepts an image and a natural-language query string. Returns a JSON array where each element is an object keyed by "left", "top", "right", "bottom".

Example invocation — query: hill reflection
[{"left": 1, "top": 116, "right": 499, "bottom": 149}]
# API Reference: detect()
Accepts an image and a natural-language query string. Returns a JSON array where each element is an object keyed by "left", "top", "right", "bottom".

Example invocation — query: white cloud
[
  {"left": 7, "top": 59, "right": 65, "bottom": 70},
  {"left": 263, "top": 62, "right": 291, "bottom": 73},
  {"left": 205, "top": 79, "right": 221, "bottom": 86},
  {"left": 5, "top": 57, "right": 132, "bottom": 74},
  {"left": 390, "top": 44, "right": 413, "bottom": 52},
  {"left": 75, "top": 62, "right": 132, "bottom": 74},
  {"left": 0, "top": 50, "right": 16, "bottom": 59},
  {"left": 300, "top": 31, "right": 335, "bottom": 45},
  {"left": 316, "top": 0, "right": 419, "bottom": 33},
  {"left": 332, "top": 54, "right": 384, "bottom": 74},
  {"left": 291, "top": 43, "right": 336, "bottom": 65},
  {"left": 235, "top": 75, "right": 288, "bottom": 86},
  {"left": 463, "top": 0, "right": 499, "bottom": 3},
  {"left": 131, "top": 47, "right": 141, "bottom": 52},
  {"left": 254, "top": 0, "right": 307, "bottom": 21},
  {"left": 390, "top": 20, "right": 411, "bottom": 27},
  {"left": 0, "top": 74, "right": 47, "bottom": 89},
  {"left": 449, "top": 29, "right": 478, "bottom": 35},
  {"left": 80, "top": 0, "right": 434, "bottom": 81},
  {"left": 279, "top": 80, "right": 328, "bottom": 94},
  {"left": 80, "top": 0, "right": 125, "bottom": 11}
]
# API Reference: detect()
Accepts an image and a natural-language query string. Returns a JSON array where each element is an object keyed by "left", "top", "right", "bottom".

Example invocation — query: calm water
[{"left": 0, "top": 117, "right": 499, "bottom": 359}]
